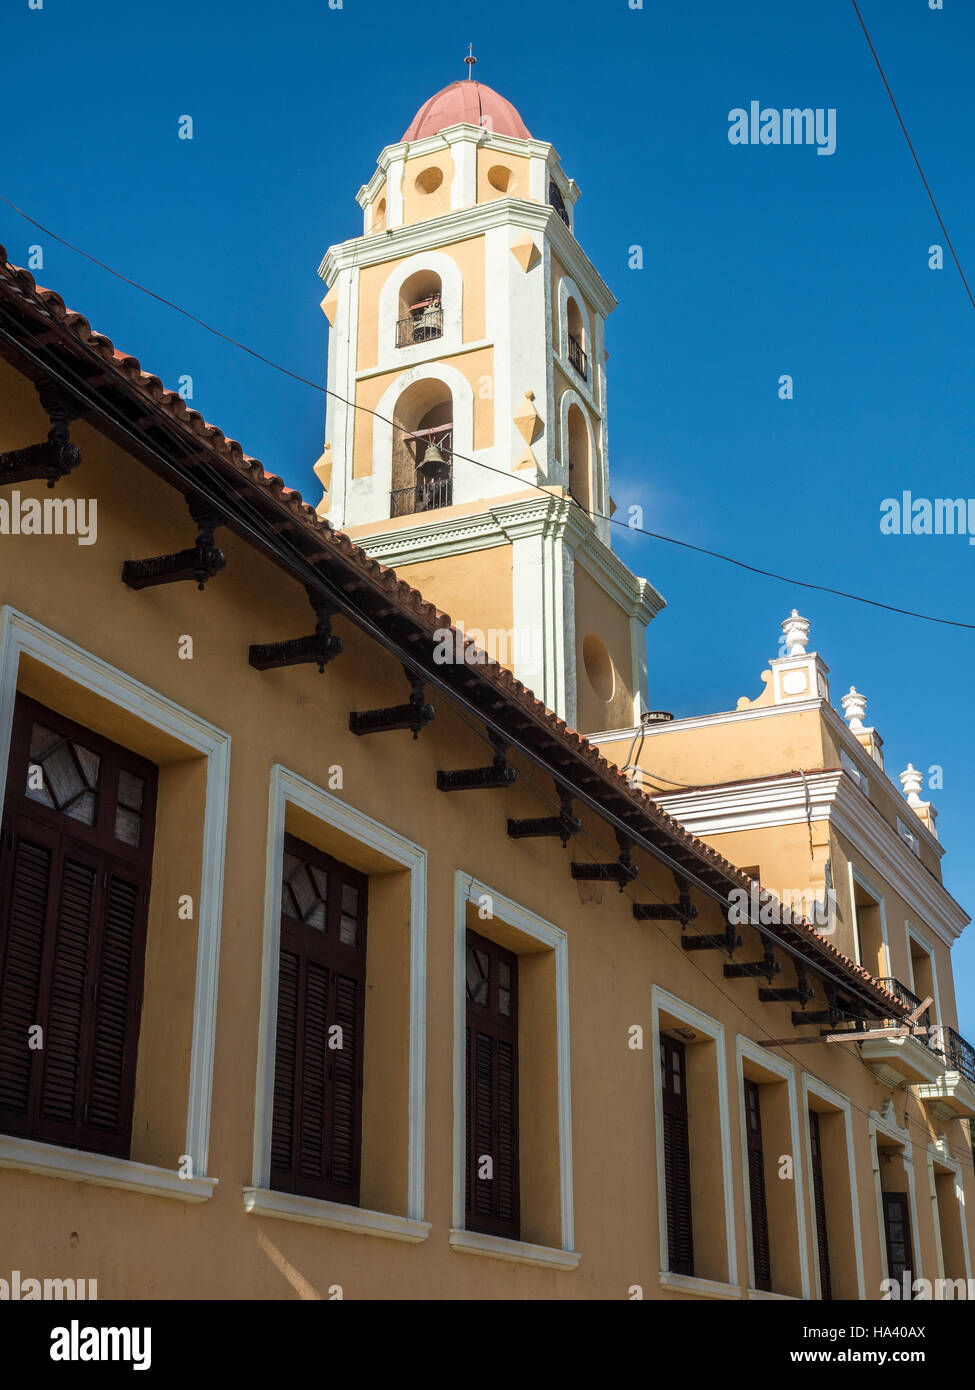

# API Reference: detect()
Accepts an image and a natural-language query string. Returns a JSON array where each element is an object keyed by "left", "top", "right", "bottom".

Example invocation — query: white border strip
[
  {"left": 735, "top": 1036, "right": 810, "bottom": 1299},
  {"left": 252, "top": 766, "right": 427, "bottom": 1222},
  {"left": 0, "top": 605, "right": 230, "bottom": 1178},
  {"left": 453, "top": 872, "right": 575, "bottom": 1252},
  {"left": 651, "top": 986, "right": 738, "bottom": 1288},
  {"left": 802, "top": 1074, "right": 866, "bottom": 1299}
]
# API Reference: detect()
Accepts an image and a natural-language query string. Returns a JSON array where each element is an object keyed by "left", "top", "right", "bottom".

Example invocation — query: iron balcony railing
[
  {"left": 877, "top": 977, "right": 931, "bottom": 1029},
  {"left": 567, "top": 332, "right": 588, "bottom": 380},
  {"left": 929, "top": 1024, "right": 975, "bottom": 1086},
  {"left": 396, "top": 304, "right": 443, "bottom": 348},
  {"left": 389, "top": 474, "right": 453, "bottom": 518}
]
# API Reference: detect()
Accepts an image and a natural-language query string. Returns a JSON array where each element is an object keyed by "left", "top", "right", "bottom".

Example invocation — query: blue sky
[{"left": 3, "top": 0, "right": 974, "bottom": 1031}]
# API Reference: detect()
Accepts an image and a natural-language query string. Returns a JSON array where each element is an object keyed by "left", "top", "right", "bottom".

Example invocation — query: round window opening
[
  {"left": 415, "top": 166, "right": 444, "bottom": 195},
  {"left": 583, "top": 634, "right": 615, "bottom": 703},
  {"left": 487, "top": 164, "right": 514, "bottom": 193}
]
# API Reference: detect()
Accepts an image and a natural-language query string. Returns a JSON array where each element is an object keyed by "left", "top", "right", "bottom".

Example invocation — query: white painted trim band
[
  {"left": 243, "top": 1188, "right": 431, "bottom": 1242},
  {"left": 0, "top": 1136, "right": 217, "bottom": 1203}
]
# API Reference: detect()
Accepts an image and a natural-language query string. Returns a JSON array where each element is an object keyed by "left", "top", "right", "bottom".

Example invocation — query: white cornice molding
[
  {"left": 319, "top": 199, "right": 617, "bottom": 318},
  {"left": 653, "top": 772, "right": 968, "bottom": 946},
  {"left": 588, "top": 697, "right": 943, "bottom": 860},
  {"left": 353, "top": 493, "right": 663, "bottom": 621}
]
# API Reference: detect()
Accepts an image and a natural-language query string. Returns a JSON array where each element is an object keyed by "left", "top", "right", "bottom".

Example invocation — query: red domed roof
[{"left": 402, "top": 81, "right": 530, "bottom": 142}]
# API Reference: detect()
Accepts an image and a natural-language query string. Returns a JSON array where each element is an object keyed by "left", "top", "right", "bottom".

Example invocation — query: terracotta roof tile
[{"left": 0, "top": 244, "right": 906, "bottom": 1019}]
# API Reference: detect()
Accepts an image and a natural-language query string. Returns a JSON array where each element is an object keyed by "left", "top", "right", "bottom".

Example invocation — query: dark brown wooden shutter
[
  {"left": 465, "top": 929, "right": 519, "bottom": 1239},
  {"left": 808, "top": 1110, "right": 832, "bottom": 1299},
  {"left": 0, "top": 696, "right": 156, "bottom": 1159},
  {"left": 270, "top": 836, "right": 367, "bottom": 1205},
  {"left": 660, "top": 1033, "right": 693, "bottom": 1276},
  {"left": 0, "top": 823, "right": 55, "bottom": 1128},
  {"left": 883, "top": 1191, "right": 913, "bottom": 1283},
  {"left": 745, "top": 1079, "right": 772, "bottom": 1291}
]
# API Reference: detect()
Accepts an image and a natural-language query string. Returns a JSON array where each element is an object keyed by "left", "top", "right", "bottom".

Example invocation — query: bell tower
[{"left": 312, "top": 65, "right": 663, "bottom": 733}]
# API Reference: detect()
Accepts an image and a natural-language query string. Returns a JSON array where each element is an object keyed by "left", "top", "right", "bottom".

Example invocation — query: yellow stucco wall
[
  {"left": 475, "top": 150, "right": 533, "bottom": 205},
  {"left": 351, "top": 345, "right": 494, "bottom": 479},
  {"left": 354, "top": 235, "right": 486, "bottom": 373},
  {"left": 573, "top": 563, "right": 634, "bottom": 734},
  {"left": 400, "top": 148, "right": 454, "bottom": 225},
  {"left": 390, "top": 545, "right": 515, "bottom": 654},
  {"left": 0, "top": 354, "right": 971, "bottom": 1300}
]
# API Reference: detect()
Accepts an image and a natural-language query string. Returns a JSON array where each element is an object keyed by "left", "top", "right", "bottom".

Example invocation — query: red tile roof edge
[{"left": 0, "top": 246, "right": 906, "bottom": 1019}]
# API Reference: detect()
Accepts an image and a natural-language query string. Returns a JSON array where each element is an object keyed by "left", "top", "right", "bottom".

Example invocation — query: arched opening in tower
[
  {"left": 567, "top": 403, "right": 592, "bottom": 515},
  {"left": 397, "top": 271, "right": 444, "bottom": 348},
  {"left": 390, "top": 378, "right": 454, "bottom": 517},
  {"left": 566, "top": 297, "right": 587, "bottom": 381}
]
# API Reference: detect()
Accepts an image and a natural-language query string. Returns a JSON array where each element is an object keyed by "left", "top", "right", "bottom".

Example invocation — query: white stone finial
[
  {"left": 781, "top": 609, "right": 810, "bottom": 656},
  {"left": 900, "top": 764, "right": 924, "bottom": 806},
  {"left": 841, "top": 686, "right": 867, "bottom": 732}
]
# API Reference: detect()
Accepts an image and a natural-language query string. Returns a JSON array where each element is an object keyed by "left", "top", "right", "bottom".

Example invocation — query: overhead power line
[{"left": 1, "top": 190, "right": 973, "bottom": 632}]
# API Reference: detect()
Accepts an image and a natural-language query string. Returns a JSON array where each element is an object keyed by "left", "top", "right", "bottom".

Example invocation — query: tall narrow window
[
  {"left": 744, "top": 1079, "right": 771, "bottom": 1291},
  {"left": 660, "top": 1033, "right": 693, "bottom": 1275},
  {"left": 0, "top": 694, "right": 157, "bottom": 1158},
  {"left": 808, "top": 1110, "right": 832, "bottom": 1299},
  {"left": 882, "top": 1192, "right": 913, "bottom": 1283},
  {"left": 270, "top": 835, "right": 367, "bottom": 1205},
  {"left": 465, "top": 929, "right": 519, "bottom": 1239}
]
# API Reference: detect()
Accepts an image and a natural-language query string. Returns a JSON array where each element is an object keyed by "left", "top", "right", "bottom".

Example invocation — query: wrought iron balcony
[
  {"left": 877, "top": 977, "right": 931, "bottom": 1028},
  {"left": 389, "top": 474, "right": 453, "bottom": 518},
  {"left": 396, "top": 304, "right": 443, "bottom": 348},
  {"left": 929, "top": 1024, "right": 975, "bottom": 1086},
  {"left": 567, "top": 333, "right": 587, "bottom": 380}
]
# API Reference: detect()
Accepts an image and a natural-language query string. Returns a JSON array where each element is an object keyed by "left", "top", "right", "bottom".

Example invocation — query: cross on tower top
[{"left": 464, "top": 44, "right": 476, "bottom": 79}]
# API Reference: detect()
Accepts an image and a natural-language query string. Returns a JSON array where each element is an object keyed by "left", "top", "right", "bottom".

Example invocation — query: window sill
[
  {"left": 659, "top": 1271, "right": 742, "bottom": 1300},
  {"left": 448, "top": 1229, "right": 581, "bottom": 1271},
  {"left": 243, "top": 1187, "right": 431, "bottom": 1243},
  {"left": 0, "top": 1135, "right": 217, "bottom": 1203},
  {"left": 747, "top": 1287, "right": 797, "bottom": 1301}
]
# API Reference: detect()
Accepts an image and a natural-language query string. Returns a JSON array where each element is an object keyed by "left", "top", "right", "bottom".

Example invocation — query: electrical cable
[{"left": 2, "top": 194, "right": 974, "bottom": 632}]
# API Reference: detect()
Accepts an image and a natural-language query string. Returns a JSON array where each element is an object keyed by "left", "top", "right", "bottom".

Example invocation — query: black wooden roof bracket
[
  {"left": 249, "top": 585, "right": 343, "bottom": 673},
  {"left": 349, "top": 665, "right": 435, "bottom": 739},
  {"left": 437, "top": 731, "right": 517, "bottom": 791},
  {"left": 571, "top": 827, "right": 639, "bottom": 891},
  {"left": 507, "top": 783, "right": 581, "bottom": 846},
  {"left": 122, "top": 493, "right": 227, "bottom": 591},
  {"left": 0, "top": 382, "right": 82, "bottom": 488},
  {"left": 633, "top": 868, "right": 700, "bottom": 924}
]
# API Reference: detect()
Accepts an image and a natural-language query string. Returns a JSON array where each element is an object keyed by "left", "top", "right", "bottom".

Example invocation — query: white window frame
[
  {"left": 244, "top": 764, "right": 430, "bottom": 1243},
  {"left": 848, "top": 863, "right": 891, "bottom": 976},
  {"left": 450, "top": 871, "right": 579, "bottom": 1270},
  {"left": 869, "top": 1102, "right": 923, "bottom": 1285},
  {"left": 840, "top": 747, "right": 868, "bottom": 794},
  {"left": 897, "top": 816, "right": 921, "bottom": 858},
  {"left": 735, "top": 1036, "right": 810, "bottom": 1299},
  {"left": 651, "top": 986, "right": 740, "bottom": 1297},
  {"left": 0, "top": 606, "right": 229, "bottom": 1202},
  {"left": 801, "top": 1073, "right": 866, "bottom": 1299},
  {"left": 906, "top": 921, "right": 942, "bottom": 1022},
  {"left": 925, "top": 1137, "right": 972, "bottom": 1285}
]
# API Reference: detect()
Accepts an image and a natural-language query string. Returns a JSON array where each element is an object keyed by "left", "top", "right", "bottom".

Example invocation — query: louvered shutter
[
  {"left": 270, "top": 949, "right": 299, "bottom": 1180},
  {"left": 883, "top": 1192, "right": 913, "bottom": 1282},
  {"left": 0, "top": 823, "right": 55, "bottom": 1131},
  {"left": 465, "top": 930, "right": 519, "bottom": 1240},
  {"left": 808, "top": 1110, "right": 832, "bottom": 1299},
  {"left": 270, "top": 837, "right": 367, "bottom": 1205},
  {"left": 0, "top": 697, "right": 155, "bottom": 1159},
  {"left": 660, "top": 1034, "right": 693, "bottom": 1275},
  {"left": 745, "top": 1079, "right": 772, "bottom": 1292}
]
